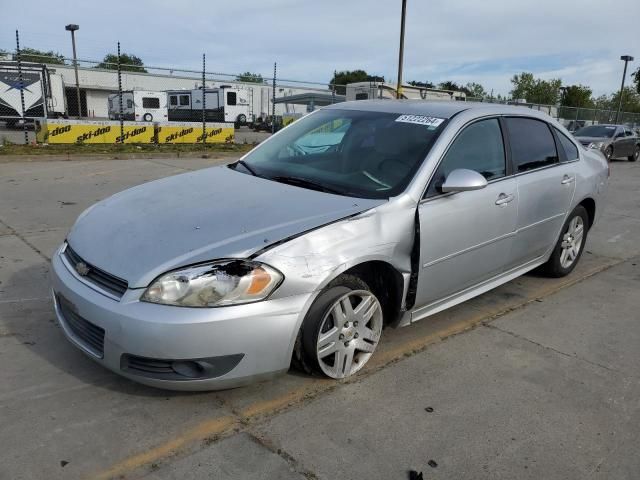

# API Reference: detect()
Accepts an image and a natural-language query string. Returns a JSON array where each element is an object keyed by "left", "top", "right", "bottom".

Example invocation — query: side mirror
[{"left": 441, "top": 168, "right": 488, "bottom": 193}]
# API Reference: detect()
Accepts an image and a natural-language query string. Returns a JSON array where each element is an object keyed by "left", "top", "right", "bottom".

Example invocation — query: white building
[{"left": 45, "top": 64, "right": 328, "bottom": 119}]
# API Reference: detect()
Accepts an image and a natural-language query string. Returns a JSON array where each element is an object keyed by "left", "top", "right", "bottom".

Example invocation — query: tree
[
  {"left": 96, "top": 53, "right": 146, "bottom": 72},
  {"left": 510, "top": 72, "right": 561, "bottom": 105},
  {"left": 438, "top": 80, "right": 462, "bottom": 92},
  {"left": 13, "top": 47, "right": 65, "bottom": 64},
  {"left": 465, "top": 82, "right": 487, "bottom": 99},
  {"left": 610, "top": 86, "right": 640, "bottom": 114},
  {"left": 408, "top": 80, "right": 435, "bottom": 88},
  {"left": 632, "top": 67, "right": 640, "bottom": 95},
  {"left": 560, "top": 85, "right": 593, "bottom": 108},
  {"left": 236, "top": 72, "right": 264, "bottom": 83},
  {"left": 329, "top": 70, "right": 384, "bottom": 95}
]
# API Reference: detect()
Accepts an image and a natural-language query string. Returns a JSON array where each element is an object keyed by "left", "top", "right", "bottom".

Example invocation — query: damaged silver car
[{"left": 50, "top": 101, "right": 609, "bottom": 390}]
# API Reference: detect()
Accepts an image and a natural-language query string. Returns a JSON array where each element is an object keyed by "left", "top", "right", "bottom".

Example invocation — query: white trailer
[
  {"left": 167, "top": 86, "right": 251, "bottom": 125},
  {"left": 346, "top": 81, "right": 466, "bottom": 102},
  {"left": 107, "top": 90, "right": 168, "bottom": 122},
  {"left": 0, "top": 62, "right": 66, "bottom": 124}
]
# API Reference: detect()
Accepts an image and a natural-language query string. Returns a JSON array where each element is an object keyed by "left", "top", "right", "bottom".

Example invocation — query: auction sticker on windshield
[{"left": 395, "top": 114, "right": 444, "bottom": 128}]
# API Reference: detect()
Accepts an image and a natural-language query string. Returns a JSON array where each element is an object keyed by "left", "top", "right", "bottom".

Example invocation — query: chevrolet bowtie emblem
[{"left": 75, "top": 262, "right": 90, "bottom": 276}]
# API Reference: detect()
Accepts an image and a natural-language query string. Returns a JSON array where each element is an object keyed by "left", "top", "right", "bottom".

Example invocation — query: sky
[{"left": 2, "top": 0, "right": 639, "bottom": 97}]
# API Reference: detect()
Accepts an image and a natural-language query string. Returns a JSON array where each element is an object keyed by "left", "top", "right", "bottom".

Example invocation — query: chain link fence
[{"left": 3, "top": 30, "right": 640, "bottom": 145}]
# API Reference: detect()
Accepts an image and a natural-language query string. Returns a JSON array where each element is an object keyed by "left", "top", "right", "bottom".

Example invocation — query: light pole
[
  {"left": 65, "top": 24, "right": 82, "bottom": 118},
  {"left": 615, "top": 55, "right": 634, "bottom": 124},
  {"left": 396, "top": 0, "right": 407, "bottom": 99}
]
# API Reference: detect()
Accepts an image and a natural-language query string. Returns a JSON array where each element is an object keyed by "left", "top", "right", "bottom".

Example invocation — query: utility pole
[
  {"left": 396, "top": 0, "right": 407, "bottom": 99},
  {"left": 65, "top": 24, "right": 82, "bottom": 118},
  {"left": 615, "top": 55, "right": 634, "bottom": 124}
]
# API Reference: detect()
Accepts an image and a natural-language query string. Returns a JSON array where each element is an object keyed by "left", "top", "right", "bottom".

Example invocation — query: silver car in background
[{"left": 51, "top": 101, "right": 609, "bottom": 390}]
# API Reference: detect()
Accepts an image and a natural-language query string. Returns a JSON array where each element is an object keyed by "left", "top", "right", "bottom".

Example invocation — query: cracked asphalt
[{"left": 1, "top": 156, "right": 639, "bottom": 480}]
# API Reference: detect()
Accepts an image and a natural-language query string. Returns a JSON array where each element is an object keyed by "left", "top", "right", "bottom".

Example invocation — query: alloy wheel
[
  {"left": 560, "top": 216, "right": 585, "bottom": 269},
  {"left": 316, "top": 290, "right": 383, "bottom": 379}
]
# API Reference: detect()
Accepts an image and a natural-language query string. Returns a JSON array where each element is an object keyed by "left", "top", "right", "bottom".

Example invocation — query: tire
[
  {"left": 294, "top": 274, "right": 383, "bottom": 379},
  {"left": 604, "top": 145, "right": 613, "bottom": 161},
  {"left": 541, "top": 205, "right": 589, "bottom": 278},
  {"left": 143, "top": 113, "right": 153, "bottom": 122},
  {"left": 237, "top": 114, "right": 247, "bottom": 125},
  {"left": 629, "top": 145, "right": 639, "bottom": 162}
]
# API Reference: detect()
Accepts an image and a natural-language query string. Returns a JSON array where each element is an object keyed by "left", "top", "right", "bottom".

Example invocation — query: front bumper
[{"left": 50, "top": 245, "right": 313, "bottom": 391}]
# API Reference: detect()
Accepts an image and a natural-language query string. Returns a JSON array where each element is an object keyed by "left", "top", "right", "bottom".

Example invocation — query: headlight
[
  {"left": 141, "top": 260, "right": 283, "bottom": 307},
  {"left": 588, "top": 142, "right": 605, "bottom": 149}
]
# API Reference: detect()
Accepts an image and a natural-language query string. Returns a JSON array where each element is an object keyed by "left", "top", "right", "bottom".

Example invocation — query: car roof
[{"left": 324, "top": 99, "right": 555, "bottom": 120}]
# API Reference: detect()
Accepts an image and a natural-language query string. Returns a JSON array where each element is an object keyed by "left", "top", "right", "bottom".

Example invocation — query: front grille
[
  {"left": 63, "top": 245, "right": 128, "bottom": 298},
  {"left": 57, "top": 295, "right": 105, "bottom": 357}
]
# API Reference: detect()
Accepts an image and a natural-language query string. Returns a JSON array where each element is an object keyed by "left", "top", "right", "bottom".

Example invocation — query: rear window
[
  {"left": 505, "top": 117, "right": 558, "bottom": 173},
  {"left": 142, "top": 97, "right": 160, "bottom": 109},
  {"left": 555, "top": 129, "right": 579, "bottom": 161}
]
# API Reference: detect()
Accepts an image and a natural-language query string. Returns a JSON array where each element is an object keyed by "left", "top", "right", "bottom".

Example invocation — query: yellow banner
[
  {"left": 156, "top": 122, "right": 234, "bottom": 144},
  {"left": 36, "top": 120, "right": 154, "bottom": 144}
]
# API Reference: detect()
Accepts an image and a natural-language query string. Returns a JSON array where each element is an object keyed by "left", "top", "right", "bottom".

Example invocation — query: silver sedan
[{"left": 51, "top": 101, "right": 609, "bottom": 390}]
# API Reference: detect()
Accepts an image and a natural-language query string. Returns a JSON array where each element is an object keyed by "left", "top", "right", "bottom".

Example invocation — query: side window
[
  {"left": 169, "top": 96, "right": 178, "bottom": 106},
  {"left": 142, "top": 97, "right": 160, "bottom": 109},
  {"left": 179, "top": 95, "right": 190, "bottom": 106},
  {"left": 425, "top": 118, "right": 505, "bottom": 198},
  {"left": 555, "top": 129, "right": 579, "bottom": 161},
  {"left": 227, "top": 91, "right": 237, "bottom": 106},
  {"left": 126, "top": 99, "right": 133, "bottom": 109},
  {"left": 505, "top": 117, "right": 558, "bottom": 173},
  {"left": 625, "top": 128, "right": 633, "bottom": 137}
]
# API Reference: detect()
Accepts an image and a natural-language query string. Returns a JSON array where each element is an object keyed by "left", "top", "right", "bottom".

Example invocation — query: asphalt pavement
[{"left": 0, "top": 157, "right": 639, "bottom": 480}]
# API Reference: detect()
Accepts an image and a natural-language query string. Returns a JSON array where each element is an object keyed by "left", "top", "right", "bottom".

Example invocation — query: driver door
[{"left": 414, "top": 118, "right": 519, "bottom": 309}]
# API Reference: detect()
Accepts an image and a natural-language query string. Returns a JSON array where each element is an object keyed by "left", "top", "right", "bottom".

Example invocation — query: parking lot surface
[{"left": 1, "top": 157, "right": 639, "bottom": 479}]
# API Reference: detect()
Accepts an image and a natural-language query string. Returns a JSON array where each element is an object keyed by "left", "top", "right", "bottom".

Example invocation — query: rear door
[
  {"left": 415, "top": 117, "right": 519, "bottom": 308},
  {"left": 505, "top": 117, "right": 576, "bottom": 265}
]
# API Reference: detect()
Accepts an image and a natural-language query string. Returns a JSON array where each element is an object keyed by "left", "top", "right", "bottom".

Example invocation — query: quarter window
[
  {"left": 555, "top": 129, "right": 579, "bottom": 161},
  {"left": 505, "top": 117, "right": 558, "bottom": 172},
  {"left": 425, "top": 118, "right": 506, "bottom": 197}
]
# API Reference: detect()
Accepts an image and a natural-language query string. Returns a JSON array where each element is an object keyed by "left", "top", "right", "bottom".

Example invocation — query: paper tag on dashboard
[{"left": 395, "top": 115, "right": 444, "bottom": 128}]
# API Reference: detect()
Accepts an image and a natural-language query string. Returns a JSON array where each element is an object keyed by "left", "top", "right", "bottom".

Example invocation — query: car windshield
[
  {"left": 573, "top": 125, "right": 616, "bottom": 138},
  {"left": 234, "top": 109, "right": 447, "bottom": 199}
]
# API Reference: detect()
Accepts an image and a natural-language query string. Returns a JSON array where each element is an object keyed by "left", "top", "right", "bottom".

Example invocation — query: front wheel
[
  {"left": 541, "top": 205, "right": 589, "bottom": 277},
  {"left": 604, "top": 145, "right": 613, "bottom": 161},
  {"left": 296, "top": 274, "right": 383, "bottom": 379},
  {"left": 629, "top": 145, "right": 639, "bottom": 162}
]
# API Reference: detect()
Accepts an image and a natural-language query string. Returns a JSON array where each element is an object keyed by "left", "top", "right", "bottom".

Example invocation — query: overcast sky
[{"left": 2, "top": 0, "right": 638, "bottom": 96}]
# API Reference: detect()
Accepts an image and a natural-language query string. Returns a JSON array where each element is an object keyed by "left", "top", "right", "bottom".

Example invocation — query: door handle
[
  {"left": 495, "top": 193, "right": 515, "bottom": 206},
  {"left": 561, "top": 175, "right": 575, "bottom": 185}
]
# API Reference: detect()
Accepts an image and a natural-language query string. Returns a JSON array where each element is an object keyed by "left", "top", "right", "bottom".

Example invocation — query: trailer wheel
[
  {"left": 143, "top": 113, "right": 153, "bottom": 122},
  {"left": 237, "top": 114, "right": 247, "bottom": 125}
]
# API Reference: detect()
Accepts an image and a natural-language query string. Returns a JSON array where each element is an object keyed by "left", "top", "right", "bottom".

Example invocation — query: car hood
[
  {"left": 67, "top": 166, "right": 383, "bottom": 288},
  {"left": 574, "top": 136, "right": 611, "bottom": 145}
]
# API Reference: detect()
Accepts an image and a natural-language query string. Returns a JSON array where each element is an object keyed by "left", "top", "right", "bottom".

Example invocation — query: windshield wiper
[
  {"left": 270, "top": 175, "right": 346, "bottom": 195},
  {"left": 232, "top": 160, "right": 258, "bottom": 176}
]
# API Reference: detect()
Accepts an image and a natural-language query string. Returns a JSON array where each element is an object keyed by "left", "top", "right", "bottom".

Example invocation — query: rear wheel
[
  {"left": 541, "top": 205, "right": 589, "bottom": 277},
  {"left": 629, "top": 145, "right": 639, "bottom": 162},
  {"left": 296, "top": 274, "right": 383, "bottom": 379}
]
